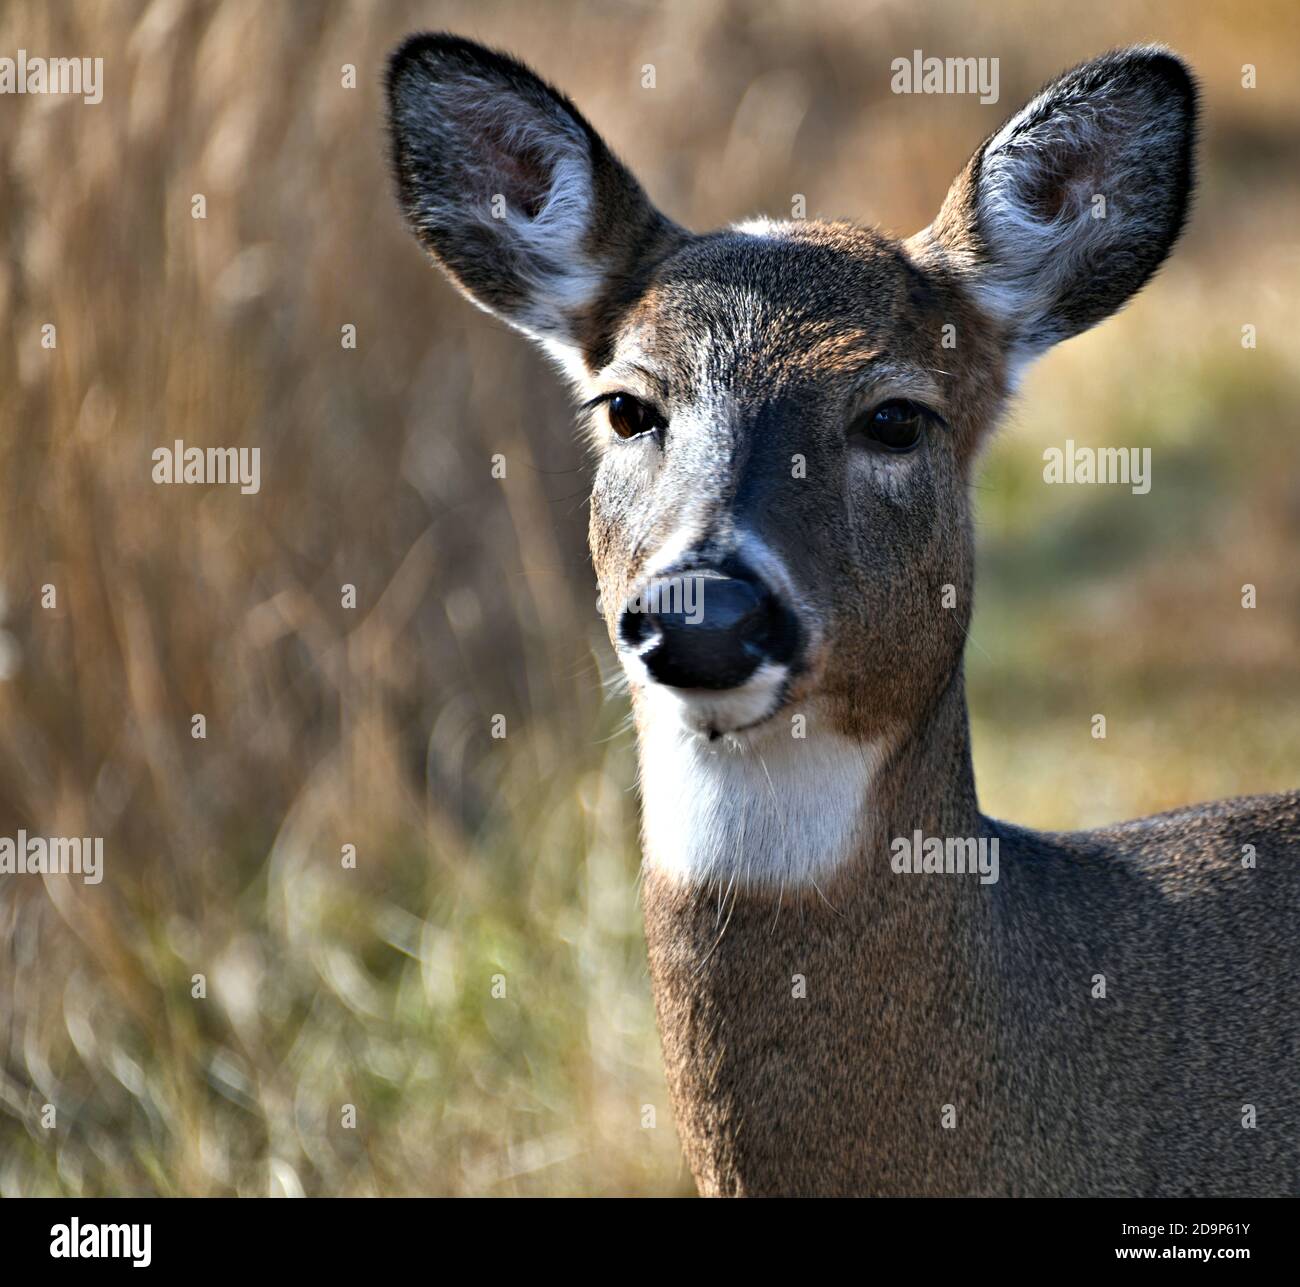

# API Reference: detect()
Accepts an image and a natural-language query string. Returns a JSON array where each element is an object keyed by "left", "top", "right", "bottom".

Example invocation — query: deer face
[
  {"left": 388, "top": 35, "right": 1195, "bottom": 746},
  {"left": 582, "top": 223, "right": 1001, "bottom": 744}
]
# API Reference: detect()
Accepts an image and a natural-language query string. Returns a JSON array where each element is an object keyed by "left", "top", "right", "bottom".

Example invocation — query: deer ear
[
  {"left": 918, "top": 46, "right": 1197, "bottom": 365},
  {"left": 386, "top": 33, "right": 680, "bottom": 369}
]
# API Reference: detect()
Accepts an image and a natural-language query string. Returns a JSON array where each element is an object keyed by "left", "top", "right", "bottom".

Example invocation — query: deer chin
[
  {"left": 621, "top": 655, "right": 785, "bottom": 743},
  {"left": 634, "top": 673, "right": 883, "bottom": 890},
  {"left": 632, "top": 660, "right": 790, "bottom": 743}
]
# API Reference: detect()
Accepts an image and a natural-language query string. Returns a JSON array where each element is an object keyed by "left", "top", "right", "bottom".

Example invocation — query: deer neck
[
  {"left": 636, "top": 665, "right": 982, "bottom": 892},
  {"left": 638, "top": 669, "right": 997, "bottom": 1195}
]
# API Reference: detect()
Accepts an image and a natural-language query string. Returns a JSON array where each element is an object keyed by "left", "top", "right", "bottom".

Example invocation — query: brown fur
[
  {"left": 387, "top": 35, "right": 1298, "bottom": 1197},
  {"left": 645, "top": 672, "right": 1300, "bottom": 1196}
]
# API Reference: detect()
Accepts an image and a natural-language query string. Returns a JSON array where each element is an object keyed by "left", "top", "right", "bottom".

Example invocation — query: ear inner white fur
[
  {"left": 385, "top": 33, "right": 678, "bottom": 360},
  {"left": 923, "top": 46, "right": 1196, "bottom": 366}
]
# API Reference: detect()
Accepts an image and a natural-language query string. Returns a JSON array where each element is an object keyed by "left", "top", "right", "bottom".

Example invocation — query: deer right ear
[
  {"left": 385, "top": 33, "right": 680, "bottom": 369},
  {"left": 916, "top": 46, "right": 1197, "bottom": 367}
]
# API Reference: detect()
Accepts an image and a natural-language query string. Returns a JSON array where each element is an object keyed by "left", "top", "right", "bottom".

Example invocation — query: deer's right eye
[
  {"left": 607, "top": 393, "right": 665, "bottom": 440},
  {"left": 849, "top": 399, "right": 930, "bottom": 453}
]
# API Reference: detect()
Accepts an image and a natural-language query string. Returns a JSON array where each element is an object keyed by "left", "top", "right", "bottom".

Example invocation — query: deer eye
[
  {"left": 607, "top": 393, "right": 665, "bottom": 440},
  {"left": 851, "top": 399, "right": 929, "bottom": 453}
]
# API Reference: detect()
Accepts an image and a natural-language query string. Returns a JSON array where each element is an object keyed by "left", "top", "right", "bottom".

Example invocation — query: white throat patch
[{"left": 636, "top": 694, "right": 885, "bottom": 890}]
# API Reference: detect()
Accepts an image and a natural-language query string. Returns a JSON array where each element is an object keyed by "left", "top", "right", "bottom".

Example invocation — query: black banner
[{"left": 1, "top": 1197, "right": 1284, "bottom": 1274}]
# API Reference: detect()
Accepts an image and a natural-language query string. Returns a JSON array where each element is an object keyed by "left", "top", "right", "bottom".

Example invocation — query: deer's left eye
[
  {"left": 607, "top": 393, "right": 665, "bottom": 440},
  {"left": 850, "top": 399, "right": 930, "bottom": 453}
]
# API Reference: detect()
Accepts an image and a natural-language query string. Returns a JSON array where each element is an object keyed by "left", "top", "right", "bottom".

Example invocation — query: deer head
[{"left": 387, "top": 35, "right": 1196, "bottom": 882}]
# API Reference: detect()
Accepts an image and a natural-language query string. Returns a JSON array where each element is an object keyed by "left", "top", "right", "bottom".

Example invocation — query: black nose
[{"left": 618, "top": 568, "right": 797, "bottom": 691}]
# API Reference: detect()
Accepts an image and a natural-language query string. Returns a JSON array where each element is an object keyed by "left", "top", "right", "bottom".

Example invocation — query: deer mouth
[{"left": 636, "top": 659, "right": 793, "bottom": 742}]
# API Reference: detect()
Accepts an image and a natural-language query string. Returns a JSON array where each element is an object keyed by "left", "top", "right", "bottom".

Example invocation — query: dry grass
[{"left": 0, "top": 0, "right": 1296, "bottom": 1195}]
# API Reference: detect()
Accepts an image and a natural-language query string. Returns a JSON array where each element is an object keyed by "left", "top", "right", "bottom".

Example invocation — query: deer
[{"left": 386, "top": 33, "right": 1300, "bottom": 1196}]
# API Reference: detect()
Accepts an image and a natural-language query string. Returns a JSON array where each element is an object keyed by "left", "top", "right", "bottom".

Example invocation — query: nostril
[
  {"left": 738, "top": 590, "right": 798, "bottom": 666},
  {"left": 618, "top": 602, "right": 656, "bottom": 650},
  {"left": 739, "top": 600, "right": 774, "bottom": 649}
]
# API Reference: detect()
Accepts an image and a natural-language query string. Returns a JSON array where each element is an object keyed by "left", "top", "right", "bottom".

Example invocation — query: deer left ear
[
  {"left": 386, "top": 33, "right": 682, "bottom": 370},
  {"left": 915, "top": 46, "right": 1197, "bottom": 364}
]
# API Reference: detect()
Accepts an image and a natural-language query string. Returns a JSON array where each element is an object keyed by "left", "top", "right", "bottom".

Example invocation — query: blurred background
[{"left": 0, "top": 0, "right": 1296, "bottom": 1196}]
